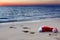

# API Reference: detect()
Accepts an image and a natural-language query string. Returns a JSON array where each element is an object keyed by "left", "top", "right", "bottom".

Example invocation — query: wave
[{"left": 0, "top": 5, "right": 60, "bottom": 23}]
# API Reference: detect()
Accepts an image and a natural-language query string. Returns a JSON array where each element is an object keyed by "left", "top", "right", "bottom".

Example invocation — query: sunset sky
[{"left": 0, "top": 0, "right": 60, "bottom": 6}]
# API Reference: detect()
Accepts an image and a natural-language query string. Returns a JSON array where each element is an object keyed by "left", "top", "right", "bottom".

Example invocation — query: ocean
[{"left": 0, "top": 5, "right": 60, "bottom": 23}]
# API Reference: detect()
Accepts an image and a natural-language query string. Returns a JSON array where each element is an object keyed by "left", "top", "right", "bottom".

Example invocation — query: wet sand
[{"left": 0, "top": 18, "right": 60, "bottom": 40}]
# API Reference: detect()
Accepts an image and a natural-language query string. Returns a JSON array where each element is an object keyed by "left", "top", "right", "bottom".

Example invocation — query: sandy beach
[{"left": 0, "top": 18, "right": 60, "bottom": 40}]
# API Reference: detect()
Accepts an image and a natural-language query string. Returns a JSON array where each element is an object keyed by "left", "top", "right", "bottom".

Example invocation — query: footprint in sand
[
  {"left": 9, "top": 26, "right": 16, "bottom": 29},
  {"left": 49, "top": 33, "right": 52, "bottom": 36},
  {"left": 22, "top": 27, "right": 35, "bottom": 34},
  {"left": 22, "top": 27, "right": 29, "bottom": 33},
  {"left": 23, "top": 27, "right": 29, "bottom": 29},
  {"left": 30, "top": 32, "right": 35, "bottom": 34},
  {"left": 22, "top": 30, "right": 29, "bottom": 33}
]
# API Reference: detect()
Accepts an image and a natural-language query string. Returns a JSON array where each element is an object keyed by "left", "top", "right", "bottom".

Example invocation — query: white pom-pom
[{"left": 52, "top": 28, "right": 58, "bottom": 33}]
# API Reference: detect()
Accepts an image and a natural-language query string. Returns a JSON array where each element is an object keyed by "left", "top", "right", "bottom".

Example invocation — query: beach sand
[{"left": 0, "top": 18, "right": 60, "bottom": 40}]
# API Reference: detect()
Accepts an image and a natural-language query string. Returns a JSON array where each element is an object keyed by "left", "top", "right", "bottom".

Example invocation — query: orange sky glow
[{"left": 0, "top": 0, "right": 60, "bottom": 6}]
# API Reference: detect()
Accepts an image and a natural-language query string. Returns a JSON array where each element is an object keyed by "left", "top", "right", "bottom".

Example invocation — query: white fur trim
[{"left": 38, "top": 27, "right": 42, "bottom": 32}]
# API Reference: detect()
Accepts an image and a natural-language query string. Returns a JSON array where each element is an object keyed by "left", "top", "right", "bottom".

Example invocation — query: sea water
[{"left": 0, "top": 5, "right": 60, "bottom": 23}]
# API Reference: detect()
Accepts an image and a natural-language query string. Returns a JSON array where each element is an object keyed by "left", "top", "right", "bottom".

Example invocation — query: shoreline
[{"left": 0, "top": 18, "right": 60, "bottom": 24}]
